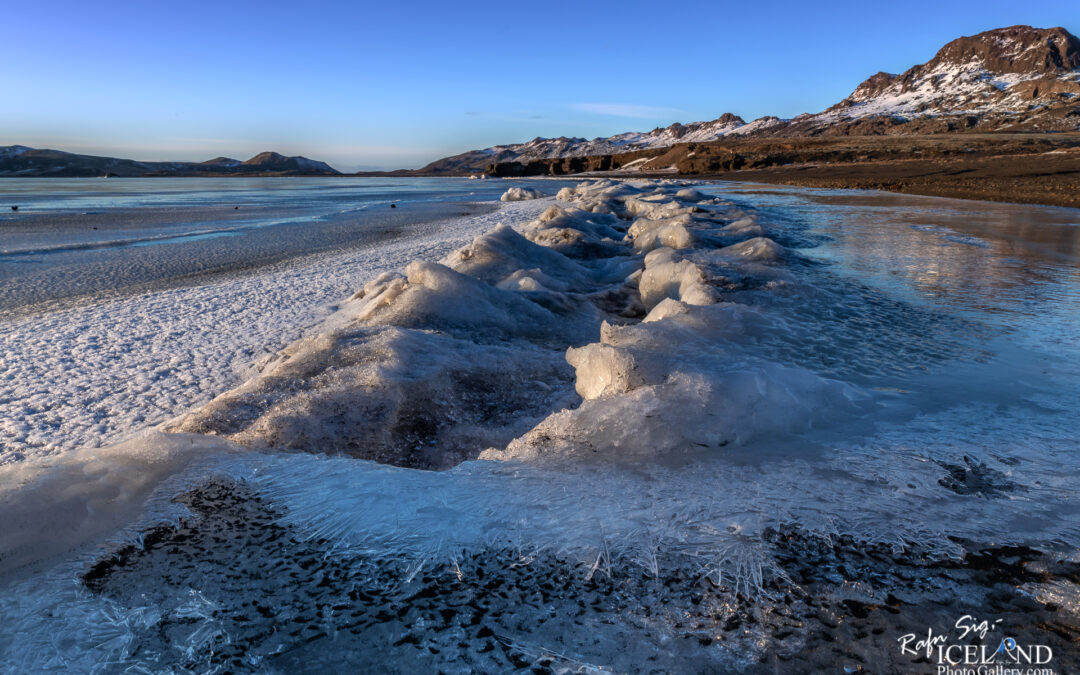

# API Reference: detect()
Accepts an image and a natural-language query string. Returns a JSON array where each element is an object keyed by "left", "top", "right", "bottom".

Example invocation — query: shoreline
[
  {"left": 9, "top": 159, "right": 1080, "bottom": 210},
  {"left": 481, "top": 133, "right": 1080, "bottom": 210},
  {"left": 707, "top": 153, "right": 1080, "bottom": 209},
  {"left": 0, "top": 201, "right": 497, "bottom": 322},
  {"left": 589, "top": 159, "right": 1080, "bottom": 210}
]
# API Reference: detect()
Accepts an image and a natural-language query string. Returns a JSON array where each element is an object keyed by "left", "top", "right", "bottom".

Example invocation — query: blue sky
[{"left": 3, "top": 1, "right": 1078, "bottom": 170}]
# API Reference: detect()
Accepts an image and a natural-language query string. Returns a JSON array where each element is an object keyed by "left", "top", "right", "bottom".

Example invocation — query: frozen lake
[
  {"left": 1, "top": 178, "right": 1077, "bottom": 672},
  {"left": 0, "top": 177, "right": 574, "bottom": 317},
  {"left": 0, "top": 178, "right": 574, "bottom": 460}
]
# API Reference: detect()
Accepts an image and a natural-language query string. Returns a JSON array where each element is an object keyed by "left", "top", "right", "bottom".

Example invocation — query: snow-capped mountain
[
  {"left": 421, "top": 113, "right": 769, "bottom": 173},
  {"left": 815, "top": 25, "right": 1080, "bottom": 126},
  {"left": 424, "top": 25, "right": 1080, "bottom": 173},
  {"left": 507, "top": 113, "right": 749, "bottom": 161}
]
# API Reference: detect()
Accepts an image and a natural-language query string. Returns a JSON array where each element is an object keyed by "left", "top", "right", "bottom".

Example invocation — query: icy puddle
[{"left": 1, "top": 181, "right": 1078, "bottom": 672}]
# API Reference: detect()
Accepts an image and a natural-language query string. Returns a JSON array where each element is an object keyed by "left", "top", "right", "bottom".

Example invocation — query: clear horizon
[{"left": 5, "top": 1, "right": 1079, "bottom": 171}]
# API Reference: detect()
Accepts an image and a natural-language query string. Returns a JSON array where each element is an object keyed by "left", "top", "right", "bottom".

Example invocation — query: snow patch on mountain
[{"left": 455, "top": 114, "right": 750, "bottom": 166}]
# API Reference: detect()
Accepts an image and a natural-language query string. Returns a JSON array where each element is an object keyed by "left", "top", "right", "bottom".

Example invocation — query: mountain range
[
  {"left": 4, "top": 26, "right": 1078, "bottom": 179},
  {"left": 0, "top": 148, "right": 339, "bottom": 177},
  {"left": 422, "top": 25, "right": 1080, "bottom": 174}
]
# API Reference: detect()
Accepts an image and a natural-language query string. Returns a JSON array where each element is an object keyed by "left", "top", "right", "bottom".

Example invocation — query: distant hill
[
  {"left": 423, "top": 25, "right": 1080, "bottom": 174},
  {"left": 239, "top": 152, "right": 338, "bottom": 174},
  {"left": 0, "top": 147, "right": 341, "bottom": 177}
]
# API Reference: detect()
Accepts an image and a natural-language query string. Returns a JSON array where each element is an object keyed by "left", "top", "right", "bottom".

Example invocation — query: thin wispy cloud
[{"left": 571, "top": 103, "right": 684, "bottom": 119}]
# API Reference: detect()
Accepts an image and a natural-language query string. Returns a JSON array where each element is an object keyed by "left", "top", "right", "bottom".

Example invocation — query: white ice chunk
[
  {"left": 643, "top": 298, "right": 691, "bottom": 323},
  {"left": 722, "top": 216, "right": 766, "bottom": 238},
  {"left": 717, "top": 236, "right": 788, "bottom": 262},
  {"left": 638, "top": 249, "right": 716, "bottom": 309},
  {"left": 675, "top": 188, "right": 709, "bottom": 202},
  {"left": 566, "top": 343, "right": 645, "bottom": 399},
  {"left": 501, "top": 187, "right": 548, "bottom": 201}
]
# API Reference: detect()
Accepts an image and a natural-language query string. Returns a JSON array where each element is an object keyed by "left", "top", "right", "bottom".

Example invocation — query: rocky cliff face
[{"left": 426, "top": 26, "right": 1080, "bottom": 174}]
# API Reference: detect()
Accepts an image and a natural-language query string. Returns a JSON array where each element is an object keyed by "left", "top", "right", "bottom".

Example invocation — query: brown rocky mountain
[
  {"left": 806, "top": 25, "right": 1080, "bottom": 131},
  {"left": 424, "top": 25, "right": 1080, "bottom": 174},
  {"left": 419, "top": 113, "right": 750, "bottom": 175}
]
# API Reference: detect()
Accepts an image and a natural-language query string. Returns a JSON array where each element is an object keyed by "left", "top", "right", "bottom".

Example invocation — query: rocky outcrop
[{"left": 489, "top": 154, "right": 626, "bottom": 177}]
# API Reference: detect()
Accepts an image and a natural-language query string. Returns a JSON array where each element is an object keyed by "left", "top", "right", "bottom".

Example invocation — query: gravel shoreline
[{"left": 712, "top": 151, "right": 1080, "bottom": 209}]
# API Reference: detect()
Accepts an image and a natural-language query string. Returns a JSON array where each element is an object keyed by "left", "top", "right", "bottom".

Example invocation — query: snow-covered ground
[{"left": 0, "top": 199, "right": 550, "bottom": 463}]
